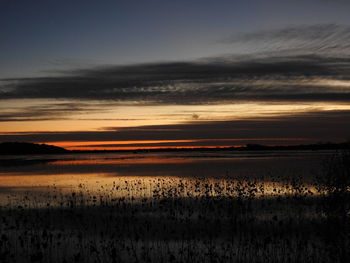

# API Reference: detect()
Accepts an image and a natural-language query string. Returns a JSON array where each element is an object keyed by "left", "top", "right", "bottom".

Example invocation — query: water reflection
[{"left": 0, "top": 150, "right": 329, "bottom": 207}]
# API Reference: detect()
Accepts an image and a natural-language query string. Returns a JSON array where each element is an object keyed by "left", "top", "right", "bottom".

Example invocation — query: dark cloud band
[
  {"left": 1, "top": 54, "right": 350, "bottom": 104},
  {"left": 1, "top": 110, "right": 349, "bottom": 143}
]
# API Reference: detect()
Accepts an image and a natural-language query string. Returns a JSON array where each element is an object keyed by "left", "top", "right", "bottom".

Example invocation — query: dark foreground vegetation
[{"left": 0, "top": 151, "right": 349, "bottom": 263}]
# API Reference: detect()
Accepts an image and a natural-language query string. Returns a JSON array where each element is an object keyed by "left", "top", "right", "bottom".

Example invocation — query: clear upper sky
[{"left": 1, "top": 0, "right": 350, "bottom": 78}]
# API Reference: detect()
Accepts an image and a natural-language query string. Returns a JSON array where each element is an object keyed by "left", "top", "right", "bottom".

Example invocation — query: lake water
[
  {"left": 0, "top": 150, "right": 333, "bottom": 207},
  {"left": 0, "top": 150, "right": 346, "bottom": 263}
]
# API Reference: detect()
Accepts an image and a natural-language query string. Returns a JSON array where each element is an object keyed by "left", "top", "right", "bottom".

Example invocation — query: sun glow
[{"left": 1, "top": 99, "right": 350, "bottom": 133}]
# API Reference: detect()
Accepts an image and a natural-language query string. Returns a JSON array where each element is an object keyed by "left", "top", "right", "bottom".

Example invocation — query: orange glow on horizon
[
  {"left": 46, "top": 138, "right": 309, "bottom": 150},
  {"left": 50, "top": 140, "right": 197, "bottom": 148},
  {"left": 67, "top": 146, "right": 237, "bottom": 151}
]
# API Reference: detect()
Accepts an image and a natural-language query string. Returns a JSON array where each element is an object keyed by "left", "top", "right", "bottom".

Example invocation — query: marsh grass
[{"left": 0, "top": 153, "right": 349, "bottom": 262}]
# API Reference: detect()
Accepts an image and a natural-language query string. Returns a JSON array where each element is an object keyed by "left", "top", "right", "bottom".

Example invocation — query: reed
[{"left": 0, "top": 152, "right": 348, "bottom": 263}]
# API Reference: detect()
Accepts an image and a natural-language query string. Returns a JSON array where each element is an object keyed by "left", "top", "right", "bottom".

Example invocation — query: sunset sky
[{"left": 1, "top": 0, "right": 350, "bottom": 150}]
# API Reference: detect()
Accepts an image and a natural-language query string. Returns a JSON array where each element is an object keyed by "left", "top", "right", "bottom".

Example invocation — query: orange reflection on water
[
  {"left": 0, "top": 171, "right": 320, "bottom": 208},
  {"left": 50, "top": 157, "right": 193, "bottom": 165}
]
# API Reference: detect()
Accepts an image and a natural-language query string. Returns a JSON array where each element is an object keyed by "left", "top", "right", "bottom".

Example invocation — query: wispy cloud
[
  {"left": 222, "top": 24, "right": 350, "bottom": 55},
  {"left": 0, "top": 102, "right": 108, "bottom": 122},
  {"left": 1, "top": 55, "right": 350, "bottom": 105},
  {"left": 1, "top": 24, "right": 350, "bottom": 108}
]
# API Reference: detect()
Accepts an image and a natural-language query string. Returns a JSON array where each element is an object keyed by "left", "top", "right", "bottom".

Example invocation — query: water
[
  {"left": 0, "top": 150, "right": 347, "bottom": 263},
  {"left": 0, "top": 150, "right": 331, "bottom": 207}
]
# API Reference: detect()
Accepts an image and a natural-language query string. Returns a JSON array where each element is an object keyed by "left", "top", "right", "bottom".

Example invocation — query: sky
[{"left": 1, "top": 0, "right": 350, "bottom": 150}]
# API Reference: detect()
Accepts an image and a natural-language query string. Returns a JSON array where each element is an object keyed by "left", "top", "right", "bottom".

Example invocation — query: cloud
[
  {"left": 1, "top": 110, "right": 350, "bottom": 143},
  {"left": 0, "top": 102, "right": 108, "bottom": 122},
  {"left": 1, "top": 24, "right": 350, "bottom": 105},
  {"left": 1, "top": 55, "right": 350, "bottom": 105},
  {"left": 222, "top": 24, "right": 350, "bottom": 55}
]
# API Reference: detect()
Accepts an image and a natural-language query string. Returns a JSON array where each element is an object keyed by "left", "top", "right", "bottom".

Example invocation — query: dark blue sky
[{"left": 1, "top": 0, "right": 350, "bottom": 78}]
